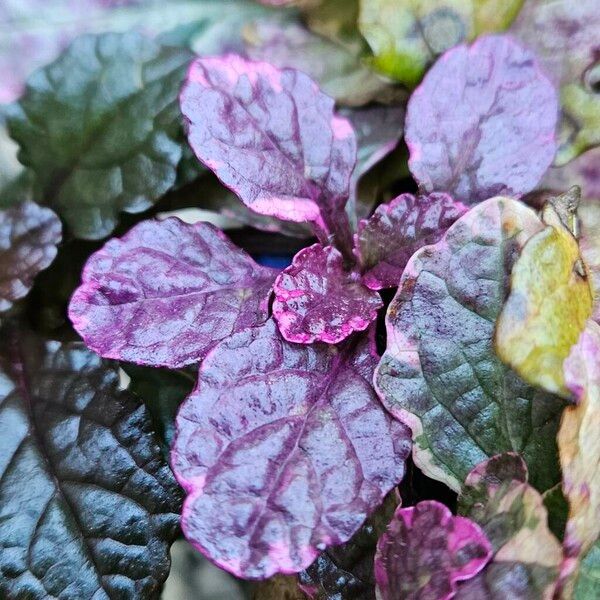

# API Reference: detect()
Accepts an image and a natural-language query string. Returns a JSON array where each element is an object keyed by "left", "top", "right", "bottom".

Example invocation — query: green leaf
[
  {"left": 575, "top": 541, "right": 600, "bottom": 599},
  {"left": 0, "top": 327, "right": 182, "bottom": 598},
  {"left": 456, "top": 454, "right": 562, "bottom": 599},
  {"left": 375, "top": 197, "right": 565, "bottom": 493},
  {"left": 7, "top": 32, "right": 193, "bottom": 240},
  {"left": 358, "top": 0, "right": 524, "bottom": 86}
]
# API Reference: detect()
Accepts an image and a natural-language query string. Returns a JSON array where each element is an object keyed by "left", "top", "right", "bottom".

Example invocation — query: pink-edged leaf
[
  {"left": 180, "top": 55, "right": 356, "bottom": 244},
  {"left": 69, "top": 217, "right": 277, "bottom": 368},
  {"left": 406, "top": 34, "right": 558, "bottom": 204},
  {"left": 0, "top": 201, "right": 62, "bottom": 311},
  {"left": 355, "top": 193, "right": 468, "bottom": 290},
  {"left": 171, "top": 319, "right": 411, "bottom": 579},
  {"left": 272, "top": 244, "right": 382, "bottom": 344},
  {"left": 374, "top": 500, "right": 492, "bottom": 600}
]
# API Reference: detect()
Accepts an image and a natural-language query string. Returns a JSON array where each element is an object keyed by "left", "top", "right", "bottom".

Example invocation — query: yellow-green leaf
[{"left": 495, "top": 198, "right": 593, "bottom": 398}]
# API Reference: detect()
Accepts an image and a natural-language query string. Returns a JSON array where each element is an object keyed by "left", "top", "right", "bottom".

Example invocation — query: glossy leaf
[
  {"left": 358, "top": 0, "right": 524, "bottom": 86},
  {"left": 180, "top": 54, "right": 356, "bottom": 247},
  {"left": 273, "top": 244, "right": 382, "bottom": 344},
  {"left": 244, "top": 20, "right": 397, "bottom": 107},
  {"left": 405, "top": 35, "right": 558, "bottom": 204},
  {"left": 456, "top": 454, "right": 562, "bottom": 599},
  {"left": 374, "top": 500, "right": 492, "bottom": 600},
  {"left": 172, "top": 320, "right": 411, "bottom": 579},
  {"left": 69, "top": 217, "right": 277, "bottom": 368},
  {"left": 0, "top": 201, "right": 62, "bottom": 312},
  {"left": 495, "top": 198, "right": 593, "bottom": 398},
  {"left": 511, "top": 0, "right": 600, "bottom": 165},
  {"left": 375, "top": 197, "right": 565, "bottom": 492},
  {"left": 559, "top": 320, "right": 600, "bottom": 575},
  {"left": 355, "top": 192, "right": 467, "bottom": 290},
  {"left": 0, "top": 330, "right": 181, "bottom": 599},
  {"left": 7, "top": 32, "right": 193, "bottom": 240}
]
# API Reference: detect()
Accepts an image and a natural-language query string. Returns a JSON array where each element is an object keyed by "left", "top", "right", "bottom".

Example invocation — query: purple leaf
[
  {"left": 0, "top": 201, "right": 62, "bottom": 311},
  {"left": 355, "top": 193, "right": 468, "bottom": 290},
  {"left": 180, "top": 55, "right": 356, "bottom": 247},
  {"left": 69, "top": 217, "right": 277, "bottom": 368},
  {"left": 273, "top": 244, "right": 382, "bottom": 344},
  {"left": 405, "top": 34, "right": 558, "bottom": 204},
  {"left": 374, "top": 500, "right": 492, "bottom": 600},
  {"left": 171, "top": 319, "right": 411, "bottom": 579}
]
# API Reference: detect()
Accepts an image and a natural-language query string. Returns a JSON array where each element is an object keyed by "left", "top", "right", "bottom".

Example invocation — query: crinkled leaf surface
[
  {"left": 244, "top": 20, "right": 396, "bottom": 107},
  {"left": 298, "top": 492, "right": 398, "bottom": 600},
  {"left": 374, "top": 500, "right": 492, "bottom": 600},
  {"left": 355, "top": 192, "right": 467, "bottom": 290},
  {"left": 405, "top": 35, "right": 558, "bottom": 204},
  {"left": 273, "top": 244, "right": 382, "bottom": 344},
  {"left": 340, "top": 105, "right": 405, "bottom": 224},
  {"left": 574, "top": 541, "right": 600, "bottom": 599},
  {"left": 559, "top": 320, "right": 600, "bottom": 567},
  {"left": 0, "top": 330, "right": 181, "bottom": 599},
  {"left": 456, "top": 454, "right": 562, "bottom": 599},
  {"left": 180, "top": 54, "right": 356, "bottom": 246},
  {"left": 375, "top": 197, "right": 565, "bottom": 492},
  {"left": 495, "top": 201, "right": 593, "bottom": 398},
  {"left": 69, "top": 217, "right": 277, "bottom": 368},
  {"left": 511, "top": 0, "right": 600, "bottom": 165},
  {"left": 358, "top": 0, "right": 524, "bottom": 86},
  {"left": 172, "top": 320, "right": 411, "bottom": 579},
  {"left": 7, "top": 32, "right": 193, "bottom": 240},
  {"left": 0, "top": 201, "right": 62, "bottom": 312}
]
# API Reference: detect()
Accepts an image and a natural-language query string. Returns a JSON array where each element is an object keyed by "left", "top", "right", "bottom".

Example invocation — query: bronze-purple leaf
[
  {"left": 405, "top": 34, "right": 558, "bottom": 204},
  {"left": 0, "top": 201, "right": 62, "bottom": 312},
  {"left": 273, "top": 244, "right": 382, "bottom": 344},
  {"left": 374, "top": 500, "right": 492, "bottom": 600},
  {"left": 69, "top": 217, "right": 277, "bottom": 368},
  {"left": 171, "top": 320, "right": 411, "bottom": 579}
]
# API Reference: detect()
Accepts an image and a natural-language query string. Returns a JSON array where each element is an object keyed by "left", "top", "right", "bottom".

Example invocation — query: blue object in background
[{"left": 254, "top": 254, "right": 293, "bottom": 269}]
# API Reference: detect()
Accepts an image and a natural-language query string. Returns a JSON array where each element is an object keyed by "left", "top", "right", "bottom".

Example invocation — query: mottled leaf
[
  {"left": 358, "top": 0, "right": 524, "bottom": 86},
  {"left": 374, "top": 500, "right": 492, "bottom": 600},
  {"left": 180, "top": 54, "right": 356, "bottom": 248},
  {"left": 298, "top": 493, "right": 398, "bottom": 600},
  {"left": 405, "top": 35, "right": 558, "bottom": 204},
  {"left": 0, "top": 201, "right": 61, "bottom": 312},
  {"left": 355, "top": 192, "right": 467, "bottom": 290},
  {"left": 574, "top": 540, "right": 600, "bottom": 599},
  {"left": 559, "top": 320, "right": 600, "bottom": 575},
  {"left": 375, "top": 197, "right": 565, "bottom": 492},
  {"left": 0, "top": 329, "right": 181, "bottom": 599},
  {"left": 172, "top": 320, "right": 411, "bottom": 579},
  {"left": 7, "top": 32, "right": 193, "bottom": 239},
  {"left": 511, "top": 0, "right": 600, "bottom": 165},
  {"left": 456, "top": 454, "right": 562, "bottom": 599},
  {"left": 340, "top": 105, "right": 405, "bottom": 224},
  {"left": 495, "top": 197, "right": 593, "bottom": 398},
  {"left": 244, "top": 20, "right": 397, "bottom": 107},
  {"left": 273, "top": 244, "right": 382, "bottom": 344},
  {"left": 69, "top": 217, "right": 277, "bottom": 368}
]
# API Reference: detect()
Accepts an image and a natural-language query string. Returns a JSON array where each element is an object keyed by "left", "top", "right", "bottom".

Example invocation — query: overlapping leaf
[
  {"left": 172, "top": 320, "right": 411, "bottom": 579},
  {"left": 7, "top": 32, "right": 193, "bottom": 239},
  {"left": 358, "top": 0, "right": 524, "bottom": 86},
  {"left": 456, "top": 454, "right": 562, "bottom": 599},
  {"left": 374, "top": 500, "right": 492, "bottom": 600},
  {"left": 0, "top": 330, "right": 181, "bottom": 599},
  {"left": 495, "top": 198, "right": 593, "bottom": 397},
  {"left": 375, "top": 197, "right": 565, "bottom": 492},
  {"left": 69, "top": 218, "right": 277, "bottom": 368},
  {"left": 180, "top": 54, "right": 356, "bottom": 249},
  {"left": 558, "top": 321, "right": 600, "bottom": 580},
  {"left": 405, "top": 35, "right": 558, "bottom": 204},
  {"left": 273, "top": 244, "right": 382, "bottom": 344},
  {"left": 355, "top": 192, "right": 467, "bottom": 290},
  {"left": 0, "top": 201, "right": 61, "bottom": 312}
]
